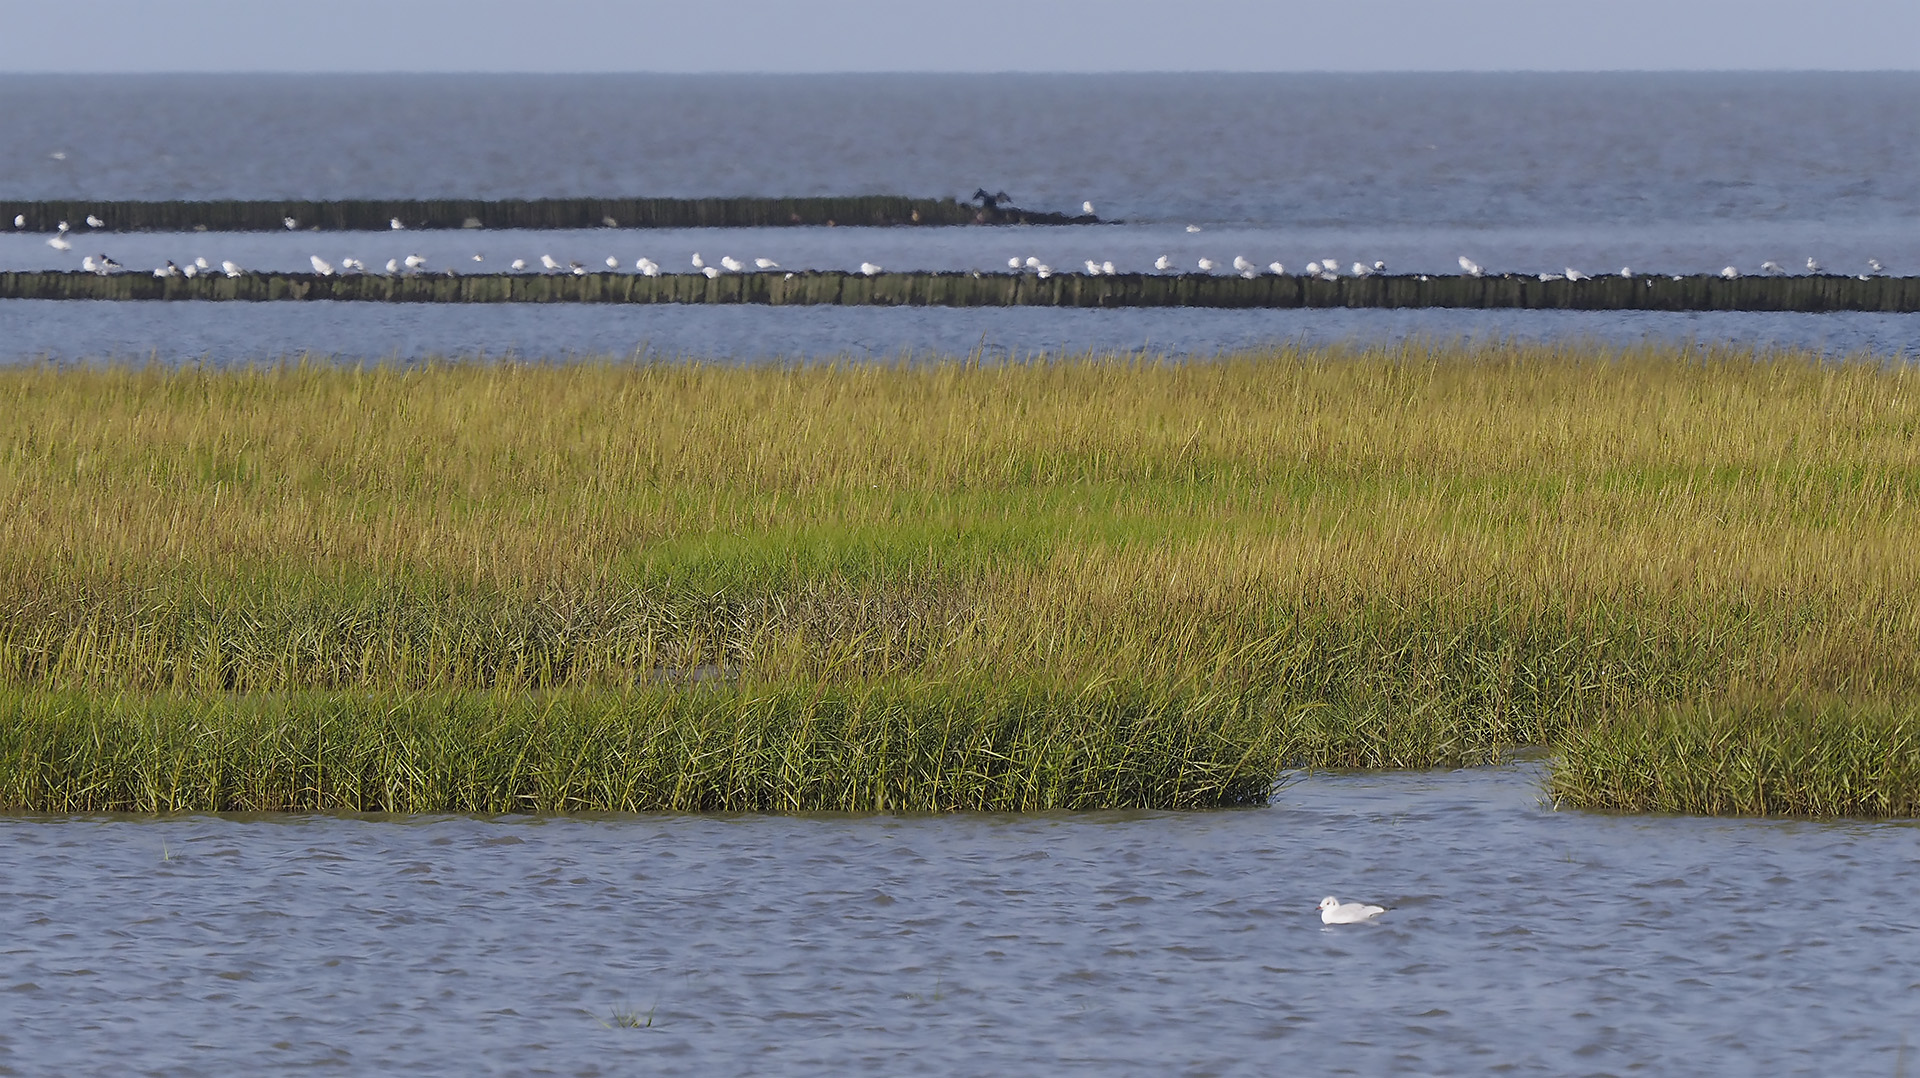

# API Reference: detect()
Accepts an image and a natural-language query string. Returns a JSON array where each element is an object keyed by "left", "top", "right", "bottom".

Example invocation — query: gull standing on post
[
  {"left": 755, "top": 258, "right": 779, "bottom": 270},
  {"left": 1458, "top": 255, "right": 1483, "bottom": 277},
  {"left": 859, "top": 262, "right": 882, "bottom": 276},
  {"left": 310, "top": 255, "right": 334, "bottom": 276},
  {"left": 1154, "top": 255, "right": 1173, "bottom": 272}
]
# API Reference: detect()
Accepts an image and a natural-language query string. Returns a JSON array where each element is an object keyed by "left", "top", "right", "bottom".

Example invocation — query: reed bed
[
  {"left": 0, "top": 684, "right": 1272, "bottom": 814},
  {"left": 1549, "top": 701, "right": 1920, "bottom": 817},
  {"left": 1, "top": 343, "right": 1917, "bottom": 813}
]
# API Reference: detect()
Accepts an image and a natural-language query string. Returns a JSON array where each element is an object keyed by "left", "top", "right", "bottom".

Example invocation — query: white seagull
[
  {"left": 1035, "top": 264, "right": 1053, "bottom": 278},
  {"left": 754, "top": 257, "right": 779, "bottom": 270},
  {"left": 606, "top": 256, "right": 620, "bottom": 269},
  {"left": 1720, "top": 266, "right": 1740, "bottom": 279},
  {"left": 540, "top": 254, "right": 561, "bottom": 272},
  {"left": 221, "top": 260, "right": 242, "bottom": 278},
  {"left": 1350, "top": 261, "right": 1371, "bottom": 277},
  {"left": 1084, "top": 259, "right": 1103, "bottom": 275},
  {"left": 11, "top": 214, "right": 22, "bottom": 228},
  {"left": 1806, "top": 257, "right": 1821, "bottom": 274},
  {"left": 1185, "top": 224, "right": 1202, "bottom": 233},
  {"left": 859, "top": 262, "right": 882, "bottom": 276},
  {"left": 386, "top": 258, "right": 400, "bottom": 274},
  {"left": 195, "top": 257, "right": 209, "bottom": 271},
  {"left": 701, "top": 265, "right": 721, "bottom": 279},
  {"left": 85, "top": 214, "right": 104, "bottom": 228},
  {"left": 1458, "top": 255, "right": 1483, "bottom": 277},
  {"left": 1268, "top": 261, "right": 1285, "bottom": 275},
  {"left": 1760, "top": 261, "right": 1784, "bottom": 275},
  {"left": 1232, "top": 256, "right": 1255, "bottom": 273},
  {"left": 1304, "top": 261, "right": 1321, "bottom": 275},
  {"left": 472, "top": 253, "right": 485, "bottom": 263},
  {"left": 1101, "top": 260, "right": 1116, "bottom": 275},
  {"left": 154, "top": 260, "right": 179, "bottom": 278},
  {"left": 310, "top": 255, "right": 334, "bottom": 276},
  {"left": 1565, "top": 268, "right": 1589, "bottom": 281},
  {"left": 404, "top": 253, "right": 427, "bottom": 271},
  {"left": 1867, "top": 258, "right": 1884, "bottom": 274},
  {"left": 1154, "top": 255, "right": 1173, "bottom": 271},
  {"left": 1197, "top": 257, "right": 1215, "bottom": 272},
  {"left": 1026, "top": 256, "right": 1042, "bottom": 269},
  {"left": 690, "top": 253, "right": 705, "bottom": 269},
  {"left": 181, "top": 262, "right": 198, "bottom": 278},
  {"left": 283, "top": 217, "right": 298, "bottom": 230},
  {"left": 1619, "top": 267, "right": 1633, "bottom": 278},
  {"left": 511, "top": 258, "right": 527, "bottom": 271},
  {"left": 1007, "top": 257, "right": 1023, "bottom": 269},
  {"left": 1372, "top": 260, "right": 1387, "bottom": 273},
  {"left": 1318, "top": 896, "right": 1387, "bottom": 925},
  {"left": 47, "top": 231, "right": 72, "bottom": 251},
  {"left": 637, "top": 258, "right": 660, "bottom": 276},
  {"left": 720, "top": 256, "right": 744, "bottom": 272},
  {"left": 390, "top": 217, "right": 404, "bottom": 230},
  {"left": 1082, "top": 200, "right": 1095, "bottom": 215}
]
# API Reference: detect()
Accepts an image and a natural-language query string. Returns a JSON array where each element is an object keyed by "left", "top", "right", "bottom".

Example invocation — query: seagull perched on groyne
[
  {"left": 1458, "top": 255, "right": 1483, "bottom": 277},
  {"left": 859, "top": 262, "right": 883, "bottom": 276},
  {"left": 1154, "top": 255, "right": 1173, "bottom": 272},
  {"left": 309, "top": 255, "right": 334, "bottom": 276}
]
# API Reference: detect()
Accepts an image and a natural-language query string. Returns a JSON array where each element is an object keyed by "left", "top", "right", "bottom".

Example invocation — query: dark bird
[{"left": 973, "top": 188, "right": 1013, "bottom": 209}]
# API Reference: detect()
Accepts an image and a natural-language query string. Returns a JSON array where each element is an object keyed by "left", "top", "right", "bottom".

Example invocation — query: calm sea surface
[
  {"left": 1, "top": 72, "right": 1917, "bottom": 361},
  {"left": 4, "top": 766, "right": 1917, "bottom": 1076}
]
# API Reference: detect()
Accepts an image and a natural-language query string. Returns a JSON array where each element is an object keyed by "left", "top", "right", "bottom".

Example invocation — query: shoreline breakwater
[
  {"left": 2, "top": 268, "right": 1916, "bottom": 312},
  {"left": 0, "top": 197, "right": 1095, "bottom": 232}
]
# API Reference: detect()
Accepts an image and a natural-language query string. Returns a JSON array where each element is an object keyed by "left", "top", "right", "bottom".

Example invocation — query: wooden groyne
[
  {"left": 2, "top": 270, "right": 1916, "bottom": 312},
  {"left": 0, "top": 197, "right": 1095, "bottom": 233}
]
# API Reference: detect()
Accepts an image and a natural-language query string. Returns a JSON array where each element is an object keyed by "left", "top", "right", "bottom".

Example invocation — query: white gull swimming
[{"left": 1318, "top": 896, "right": 1387, "bottom": 924}]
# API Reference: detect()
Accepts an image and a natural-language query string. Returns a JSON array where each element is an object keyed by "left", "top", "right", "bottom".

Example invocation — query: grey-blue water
[
  {"left": 2, "top": 72, "right": 1918, "bottom": 361},
  {"left": 5, "top": 766, "right": 1917, "bottom": 1076}
]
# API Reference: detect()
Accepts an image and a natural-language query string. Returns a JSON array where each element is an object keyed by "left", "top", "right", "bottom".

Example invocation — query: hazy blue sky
[{"left": 5, "top": 0, "right": 1914, "bottom": 73}]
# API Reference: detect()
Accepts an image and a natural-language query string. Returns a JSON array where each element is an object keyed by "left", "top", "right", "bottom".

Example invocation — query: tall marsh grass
[{"left": 2, "top": 344, "right": 1916, "bottom": 812}]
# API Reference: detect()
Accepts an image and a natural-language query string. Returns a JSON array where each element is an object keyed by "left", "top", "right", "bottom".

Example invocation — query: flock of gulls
[{"left": 13, "top": 212, "right": 1895, "bottom": 282}]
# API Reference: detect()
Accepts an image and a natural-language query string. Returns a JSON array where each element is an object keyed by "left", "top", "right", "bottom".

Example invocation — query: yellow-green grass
[{"left": 1, "top": 343, "right": 1916, "bottom": 813}]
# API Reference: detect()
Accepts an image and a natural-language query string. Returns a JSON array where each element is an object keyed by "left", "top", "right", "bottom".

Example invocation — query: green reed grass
[
  {"left": 0, "top": 683, "right": 1273, "bottom": 813},
  {"left": 1549, "top": 701, "right": 1920, "bottom": 817},
  {"left": 1, "top": 344, "right": 1917, "bottom": 813}
]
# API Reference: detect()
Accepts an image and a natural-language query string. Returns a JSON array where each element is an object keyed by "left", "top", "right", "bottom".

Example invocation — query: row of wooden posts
[
  {"left": 0, "top": 197, "right": 1093, "bottom": 233},
  {"left": 2, "top": 270, "right": 1915, "bottom": 312}
]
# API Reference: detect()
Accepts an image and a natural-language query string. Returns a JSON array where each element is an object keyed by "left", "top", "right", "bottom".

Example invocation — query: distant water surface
[{"left": 2, "top": 72, "right": 1917, "bottom": 360}]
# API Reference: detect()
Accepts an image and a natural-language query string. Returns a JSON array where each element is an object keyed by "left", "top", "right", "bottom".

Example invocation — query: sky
[{"left": 4, "top": 0, "right": 1915, "bottom": 73}]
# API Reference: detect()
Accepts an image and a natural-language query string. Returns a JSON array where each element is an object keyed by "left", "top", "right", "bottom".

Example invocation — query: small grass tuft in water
[{"left": 600, "top": 1002, "right": 657, "bottom": 1029}]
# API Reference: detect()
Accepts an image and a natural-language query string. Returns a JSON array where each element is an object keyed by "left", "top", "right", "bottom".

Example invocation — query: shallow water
[
  {"left": 5, "top": 299, "right": 1916, "bottom": 366},
  {"left": 4, "top": 766, "right": 1916, "bottom": 1075}
]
